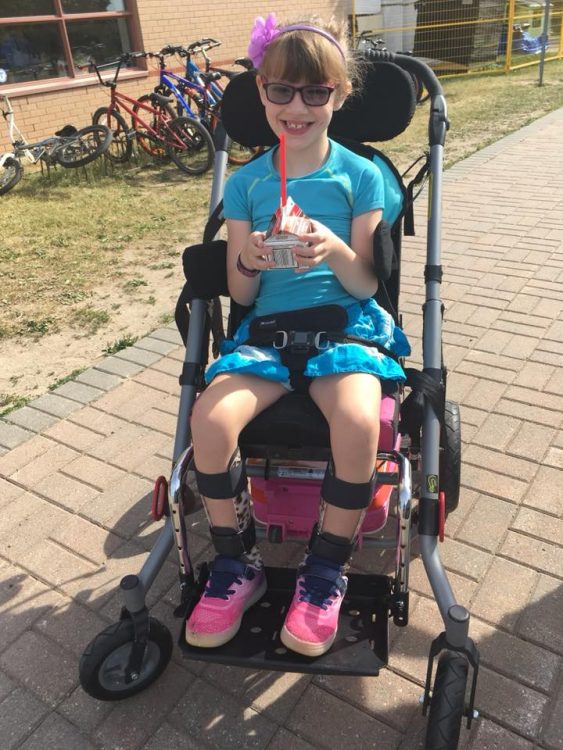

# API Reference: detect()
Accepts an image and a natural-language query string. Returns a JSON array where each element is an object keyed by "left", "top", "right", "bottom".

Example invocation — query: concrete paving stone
[
  {"left": 466, "top": 306, "right": 503, "bottom": 329},
  {"left": 68, "top": 406, "right": 130, "bottom": 436},
  {"left": 523, "top": 465, "right": 563, "bottom": 517},
  {"left": 134, "top": 407, "right": 177, "bottom": 436},
  {"left": 471, "top": 413, "right": 521, "bottom": 451},
  {"left": 94, "top": 661, "right": 193, "bottom": 750},
  {"left": 534, "top": 348, "right": 563, "bottom": 367},
  {"left": 470, "top": 558, "right": 538, "bottom": 632},
  {"left": 168, "top": 676, "right": 277, "bottom": 749},
  {"left": 17, "top": 538, "right": 98, "bottom": 594},
  {"left": 464, "top": 349, "right": 522, "bottom": 373},
  {"left": 456, "top": 360, "right": 517, "bottom": 386},
  {"left": 514, "top": 361, "right": 557, "bottom": 391},
  {"left": 204, "top": 663, "right": 311, "bottom": 724},
  {"left": 501, "top": 531, "right": 563, "bottom": 578},
  {"left": 141, "top": 721, "right": 205, "bottom": 750},
  {"left": 456, "top": 495, "right": 517, "bottom": 553},
  {"left": 442, "top": 372, "right": 478, "bottom": 403},
  {"left": 147, "top": 326, "right": 183, "bottom": 344},
  {"left": 544, "top": 447, "right": 563, "bottom": 469},
  {"left": 30, "top": 392, "right": 82, "bottom": 419},
  {"left": 543, "top": 679, "right": 563, "bottom": 750},
  {"left": 475, "top": 666, "right": 549, "bottom": 739},
  {"left": 133, "top": 452, "right": 172, "bottom": 483},
  {"left": 95, "top": 355, "right": 145, "bottom": 378},
  {"left": 76, "top": 368, "right": 124, "bottom": 391},
  {"left": 0, "top": 493, "right": 70, "bottom": 565},
  {"left": 470, "top": 617, "right": 561, "bottom": 694},
  {"left": 467, "top": 718, "right": 533, "bottom": 749},
  {"left": 495, "top": 397, "right": 562, "bottom": 429},
  {"left": 93, "top": 380, "right": 168, "bottom": 421},
  {"left": 461, "top": 463, "right": 528, "bottom": 504},
  {"left": 43, "top": 418, "right": 104, "bottom": 451},
  {"left": 407, "top": 556, "right": 479, "bottom": 607},
  {"left": 86, "top": 422, "right": 168, "bottom": 472},
  {"left": 0, "top": 564, "right": 62, "bottom": 653},
  {"left": 511, "top": 506, "right": 563, "bottom": 547},
  {"left": 135, "top": 336, "right": 179, "bottom": 355},
  {"left": 114, "top": 346, "right": 163, "bottom": 366},
  {"left": 3, "top": 406, "right": 59, "bottom": 433},
  {"left": 266, "top": 728, "right": 317, "bottom": 750},
  {"left": 18, "top": 711, "right": 96, "bottom": 750},
  {"left": 441, "top": 486, "right": 480, "bottom": 538},
  {"left": 134, "top": 367, "right": 180, "bottom": 395},
  {"left": 33, "top": 594, "right": 110, "bottom": 658},
  {"left": 0, "top": 475, "right": 25, "bottom": 510},
  {"left": 0, "top": 421, "right": 34, "bottom": 450},
  {"left": 500, "top": 334, "right": 540, "bottom": 360},
  {"left": 0, "top": 687, "right": 50, "bottom": 750},
  {"left": 463, "top": 444, "right": 537, "bottom": 484},
  {"left": 286, "top": 683, "right": 402, "bottom": 750},
  {"left": 507, "top": 421, "right": 557, "bottom": 462},
  {"left": 425, "top": 537, "right": 491, "bottom": 582},
  {"left": 505, "top": 384, "right": 563, "bottom": 414},
  {"left": 493, "top": 318, "right": 542, "bottom": 337},
  {"left": 157, "top": 392, "right": 180, "bottom": 415},
  {"left": 314, "top": 668, "right": 420, "bottom": 732},
  {"left": 52, "top": 381, "right": 105, "bottom": 404},
  {"left": 458, "top": 404, "right": 488, "bottom": 429},
  {"left": 80, "top": 473, "right": 153, "bottom": 536},
  {"left": 50, "top": 513, "right": 124, "bottom": 564},
  {"left": 0, "top": 631, "right": 78, "bottom": 707},
  {"left": 0, "top": 670, "right": 15, "bottom": 702},
  {"left": 62, "top": 454, "right": 127, "bottom": 491},
  {"left": 389, "top": 597, "right": 444, "bottom": 683},
  {"left": 0, "top": 446, "right": 7, "bottom": 456},
  {"left": 463, "top": 379, "right": 508, "bottom": 412},
  {"left": 149, "top": 355, "right": 183, "bottom": 377},
  {"left": 58, "top": 684, "right": 114, "bottom": 735},
  {"left": 35, "top": 471, "right": 99, "bottom": 512},
  {"left": 8, "top": 441, "right": 79, "bottom": 488}
]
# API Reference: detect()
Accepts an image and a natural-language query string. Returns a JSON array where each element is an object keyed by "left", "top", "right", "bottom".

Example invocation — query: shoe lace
[
  {"left": 298, "top": 557, "right": 345, "bottom": 610},
  {"left": 204, "top": 556, "right": 254, "bottom": 601}
]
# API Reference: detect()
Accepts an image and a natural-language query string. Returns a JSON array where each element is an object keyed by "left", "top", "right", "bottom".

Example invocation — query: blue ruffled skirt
[{"left": 205, "top": 299, "right": 410, "bottom": 388}]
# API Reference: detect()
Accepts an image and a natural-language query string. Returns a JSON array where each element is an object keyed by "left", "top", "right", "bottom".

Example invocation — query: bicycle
[
  {"left": 88, "top": 53, "right": 214, "bottom": 175},
  {"left": 147, "top": 41, "right": 259, "bottom": 166},
  {"left": 0, "top": 95, "right": 112, "bottom": 196}
]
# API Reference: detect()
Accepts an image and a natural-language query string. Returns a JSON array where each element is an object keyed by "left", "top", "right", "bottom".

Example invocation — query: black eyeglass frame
[{"left": 261, "top": 80, "right": 336, "bottom": 107}]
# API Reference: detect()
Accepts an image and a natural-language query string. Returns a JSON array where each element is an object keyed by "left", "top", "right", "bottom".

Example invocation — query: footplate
[{"left": 179, "top": 566, "right": 391, "bottom": 676}]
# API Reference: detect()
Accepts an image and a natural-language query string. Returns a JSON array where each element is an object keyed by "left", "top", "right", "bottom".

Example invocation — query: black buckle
[{"left": 273, "top": 330, "right": 329, "bottom": 351}]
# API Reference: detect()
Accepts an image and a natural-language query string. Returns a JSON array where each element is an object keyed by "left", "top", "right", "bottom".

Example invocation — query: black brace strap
[
  {"left": 321, "top": 462, "right": 377, "bottom": 510},
  {"left": 194, "top": 449, "right": 247, "bottom": 499},
  {"left": 210, "top": 522, "right": 256, "bottom": 557},
  {"left": 309, "top": 525, "right": 356, "bottom": 566},
  {"left": 404, "top": 156, "right": 429, "bottom": 236},
  {"left": 425, "top": 264, "right": 443, "bottom": 283}
]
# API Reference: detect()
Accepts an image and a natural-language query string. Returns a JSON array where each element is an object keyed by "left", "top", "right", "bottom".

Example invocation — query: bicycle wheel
[
  {"left": 132, "top": 95, "right": 176, "bottom": 161},
  {"left": 228, "top": 142, "right": 262, "bottom": 166},
  {"left": 165, "top": 116, "right": 215, "bottom": 175},
  {"left": 92, "top": 107, "right": 132, "bottom": 164},
  {"left": 0, "top": 156, "right": 23, "bottom": 195},
  {"left": 56, "top": 125, "right": 112, "bottom": 168}
]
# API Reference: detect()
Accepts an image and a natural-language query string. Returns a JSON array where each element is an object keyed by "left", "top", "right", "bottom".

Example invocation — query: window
[{"left": 0, "top": 0, "right": 138, "bottom": 88}]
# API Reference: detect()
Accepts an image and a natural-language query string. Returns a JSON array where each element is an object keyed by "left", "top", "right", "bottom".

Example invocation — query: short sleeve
[
  {"left": 223, "top": 172, "right": 251, "bottom": 222},
  {"left": 352, "top": 162, "right": 385, "bottom": 217}
]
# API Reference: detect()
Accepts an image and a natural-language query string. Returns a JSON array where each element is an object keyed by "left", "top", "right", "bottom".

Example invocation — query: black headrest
[{"left": 221, "top": 62, "right": 417, "bottom": 148}]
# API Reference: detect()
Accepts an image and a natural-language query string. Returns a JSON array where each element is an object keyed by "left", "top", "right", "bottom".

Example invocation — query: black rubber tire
[
  {"left": 425, "top": 651, "right": 468, "bottom": 750},
  {"left": 440, "top": 400, "right": 461, "bottom": 515},
  {"left": 132, "top": 94, "right": 176, "bottom": 161},
  {"left": 165, "top": 115, "right": 215, "bottom": 175},
  {"left": 56, "top": 124, "right": 112, "bottom": 168},
  {"left": 92, "top": 107, "right": 132, "bottom": 164},
  {"left": 0, "top": 156, "right": 23, "bottom": 195},
  {"left": 79, "top": 616, "right": 173, "bottom": 701}
]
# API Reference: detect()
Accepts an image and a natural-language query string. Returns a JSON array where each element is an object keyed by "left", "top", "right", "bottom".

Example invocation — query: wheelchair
[{"left": 79, "top": 49, "right": 480, "bottom": 749}]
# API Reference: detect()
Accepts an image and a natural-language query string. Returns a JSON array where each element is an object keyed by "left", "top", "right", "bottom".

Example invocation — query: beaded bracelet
[{"left": 236, "top": 252, "right": 260, "bottom": 277}]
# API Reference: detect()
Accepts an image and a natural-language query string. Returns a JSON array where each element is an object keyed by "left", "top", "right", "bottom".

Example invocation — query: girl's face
[{"left": 257, "top": 75, "right": 345, "bottom": 154}]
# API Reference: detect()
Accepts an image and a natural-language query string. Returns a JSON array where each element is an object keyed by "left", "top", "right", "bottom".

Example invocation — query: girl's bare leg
[
  {"left": 310, "top": 372, "right": 381, "bottom": 539},
  {"left": 191, "top": 372, "right": 286, "bottom": 528}
]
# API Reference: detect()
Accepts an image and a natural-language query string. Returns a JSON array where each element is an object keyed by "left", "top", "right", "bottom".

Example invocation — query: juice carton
[{"left": 264, "top": 196, "right": 312, "bottom": 269}]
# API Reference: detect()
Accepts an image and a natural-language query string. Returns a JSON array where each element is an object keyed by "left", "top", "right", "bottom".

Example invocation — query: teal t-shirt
[{"left": 223, "top": 139, "right": 385, "bottom": 316}]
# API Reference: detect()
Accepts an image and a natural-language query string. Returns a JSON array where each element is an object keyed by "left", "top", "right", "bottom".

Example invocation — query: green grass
[{"left": 103, "top": 334, "right": 139, "bottom": 355}]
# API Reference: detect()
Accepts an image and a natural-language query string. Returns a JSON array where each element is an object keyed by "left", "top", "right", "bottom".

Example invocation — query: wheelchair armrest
[
  {"left": 182, "top": 240, "right": 228, "bottom": 299},
  {"left": 373, "top": 220, "right": 395, "bottom": 282}
]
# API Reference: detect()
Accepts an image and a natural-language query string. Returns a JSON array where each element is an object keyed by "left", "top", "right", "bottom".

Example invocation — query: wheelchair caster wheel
[
  {"left": 79, "top": 617, "right": 172, "bottom": 701},
  {"left": 424, "top": 651, "right": 468, "bottom": 749}
]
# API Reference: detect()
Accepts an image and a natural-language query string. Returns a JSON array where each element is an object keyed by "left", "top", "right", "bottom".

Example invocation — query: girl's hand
[
  {"left": 239, "top": 231, "right": 276, "bottom": 272},
  {"left": 292, "top": 220, "right": 345, "bottom": 273}
]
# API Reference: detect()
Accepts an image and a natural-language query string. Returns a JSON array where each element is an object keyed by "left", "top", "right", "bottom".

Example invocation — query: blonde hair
[{"left": 258, "top": 16, "right": 357, "bottom": 94}]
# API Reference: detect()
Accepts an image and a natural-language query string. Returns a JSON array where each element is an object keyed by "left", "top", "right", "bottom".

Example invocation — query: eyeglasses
[{"left": 262, "top": 81, "right": 335, "bottom": 107}]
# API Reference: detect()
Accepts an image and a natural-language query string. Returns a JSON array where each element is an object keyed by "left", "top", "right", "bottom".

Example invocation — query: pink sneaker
[
  {"left": 186, "top": 556, "right": 267, "bottom": 648},
  {"left": 281, "top": 555, "right": 348, "bottom": 657}
]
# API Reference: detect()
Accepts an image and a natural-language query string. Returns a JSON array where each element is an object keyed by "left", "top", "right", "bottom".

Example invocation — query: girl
[{"left": 186, "top": 13, "right": 409, "bottom": 657}]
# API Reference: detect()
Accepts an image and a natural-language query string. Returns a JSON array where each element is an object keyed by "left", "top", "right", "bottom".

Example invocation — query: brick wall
[{"left": 0, "top": 0, "right": 350, "bottom": 152}]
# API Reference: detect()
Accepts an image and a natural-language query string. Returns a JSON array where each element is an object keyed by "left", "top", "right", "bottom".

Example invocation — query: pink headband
[{"left": 248, "top": 13, "right": 346, "bottom": 68}]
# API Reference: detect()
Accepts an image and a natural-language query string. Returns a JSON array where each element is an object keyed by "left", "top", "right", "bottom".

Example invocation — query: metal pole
[{"left": 538, "top": 0, "right": 551, "bottom": 85}]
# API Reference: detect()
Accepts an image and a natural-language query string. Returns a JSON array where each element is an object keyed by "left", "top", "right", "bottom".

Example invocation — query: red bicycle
[{"left": 89, "top": 53, "right": 214, "bottom": 175}]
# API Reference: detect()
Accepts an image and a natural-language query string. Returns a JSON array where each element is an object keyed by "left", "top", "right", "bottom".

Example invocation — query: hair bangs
[{"left": 262, "top": 33, "right": 346, "bottom": 87}]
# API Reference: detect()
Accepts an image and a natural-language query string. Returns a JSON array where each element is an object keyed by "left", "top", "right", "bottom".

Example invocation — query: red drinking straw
[{"left": 279, "top": 134, "right": 287, "bottom": 207}]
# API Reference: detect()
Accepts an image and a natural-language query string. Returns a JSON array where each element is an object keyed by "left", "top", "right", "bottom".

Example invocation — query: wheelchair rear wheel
[
  {"left": 440, "top": 400, "right": 461, "bottom": 515},
  {"left": 79, "top": 616, "right": 172, "bottom": 700},
  {"left": 425, "top": 651, "right": 468, "bottom": 749}
]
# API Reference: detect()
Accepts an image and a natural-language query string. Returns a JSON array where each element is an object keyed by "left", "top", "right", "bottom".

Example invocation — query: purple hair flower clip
[{"left": 248, "top": 13, "right": 280, "bottom": 68}]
